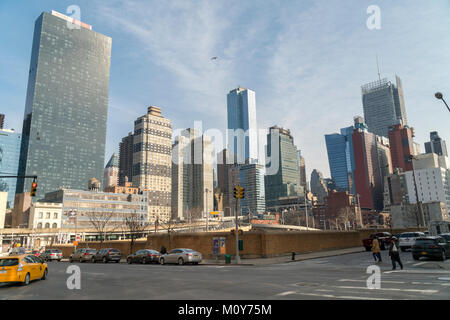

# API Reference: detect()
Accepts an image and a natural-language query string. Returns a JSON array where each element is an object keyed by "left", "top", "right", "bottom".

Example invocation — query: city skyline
[{"left": 1, "top": 1, "right": 449, "bottom": 181}]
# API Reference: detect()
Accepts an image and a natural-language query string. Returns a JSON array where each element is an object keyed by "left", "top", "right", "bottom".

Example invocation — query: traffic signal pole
[{"left": 235, "top": 196, "right": 240, "bottom": 264}]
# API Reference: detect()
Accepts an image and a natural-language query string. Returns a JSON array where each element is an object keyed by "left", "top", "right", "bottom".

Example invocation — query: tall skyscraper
[
  {"left": 362, "top": 76, "right": 407, "bottom": 138},
  {"left": 298, "top": 151, "right": 307, "bottom": 191},
  {"left": 171, "top": 129, "right": 214, "bottom": 221},
  {"left": 352, "top": 119, "right": 384, "bottom": 210},
  {"left": 310, "top": 169, "right": 328, "bottom": 204},
  {"left": 425, "top": 131, "right": 448, "bottom": 157},
  {"left": 265, "top": 126, "right": 301, "bottom": 207},
  {"left": 217, "top": 148, "right": 234, "bottom": 216},
  {"left": 388, "top": 123, "right": 415, "bottom": 172},
  {"left": 227, "top": 87, "right": 258, "bottom": 164},
  {"left": 239, "top": 164, "right": 266, "bottom": 215},
  {"left": 17, "top": 11, "right": 112, "bottom": 199},
  {"left": 133, "top": 106, "right": 172, "bottom": 222},
  {"left": 325, "top": 125, "right": 355, "bottom": 193},
  {"left": 0, "top": 129, "right": 22, "bottom": 207},
  {"left": 119, "top": 132, "right": 134, "bottom": 186},
  {"left": 103, "top": 153, "right": 119, "bottom": 190}
]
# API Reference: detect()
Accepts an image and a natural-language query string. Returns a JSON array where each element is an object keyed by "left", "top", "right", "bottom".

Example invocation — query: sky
[{"left": 0, "top": 0, "right": 449, "bottom": 181}]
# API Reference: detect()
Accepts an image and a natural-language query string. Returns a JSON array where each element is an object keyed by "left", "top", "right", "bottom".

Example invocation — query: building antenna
[{"left": 376, "top": 54, "right": 381, "bottom": 81}]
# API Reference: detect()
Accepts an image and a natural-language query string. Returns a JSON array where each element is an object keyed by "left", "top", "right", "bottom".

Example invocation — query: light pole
[
  {"left": 205, "top": 188, "right": 211, "bottom": 232},
  {"left": 435, "top": 92, "right": 450, "bottom": 112}
]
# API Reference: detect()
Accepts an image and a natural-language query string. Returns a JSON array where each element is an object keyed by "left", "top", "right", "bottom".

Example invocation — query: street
[{"left": 1, "top": 250, "right": 450, "bottom": 300}]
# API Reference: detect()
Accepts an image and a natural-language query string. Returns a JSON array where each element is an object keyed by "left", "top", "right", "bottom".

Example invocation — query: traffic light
[
  {"left": 30, "top": 180, "right": 37, "bottom": 197},
  {"left": 233, "top": 185, "right": 245, "bottom": 199},
  {"left": 239, "top": 187, "right": 245, "bottom": 199},
  {"left": 231, "top": 229, "right": 244, "bottom": 236},
  {"left": 233, "top": 186, "right": 239, "bottom": 199}
]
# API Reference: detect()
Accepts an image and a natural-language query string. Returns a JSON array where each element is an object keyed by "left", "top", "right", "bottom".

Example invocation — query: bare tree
[
  {"left": 123, "top": 214, "right": 150, "bottom": 254},
  {"left": 185, "top": 206, "right": 203, "bottom": 232},
  {"left": 160, "top": 217, "right": 179, "bottom": 250},
  {"left": 336, "top": 207, "right": 357, "bottom": 231},
  {"left": 85, "top": 211, "right": 119, "bottom": 248}
]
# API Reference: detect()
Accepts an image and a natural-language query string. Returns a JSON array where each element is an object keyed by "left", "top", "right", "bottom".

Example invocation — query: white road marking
[
  {"left": 413, "top": 262, "right": 428, "bottom": 266},
  {"left": 338, "top": 279, "right": 405, "bottom": 284},
  {"left": 438, "top": 277, "right": 450, "bottom": 281},
  {"left": 335, "top": 286, "right": 438, "bottom": 294},
  {"left": 296, "top": 292, "right": 389, "bottom": 300},
  {"left": 276, "top": 291, "right": 297, "bottom": 296},
  {"left": 384, "top": 269, "right": 450, "bottom": 274}
]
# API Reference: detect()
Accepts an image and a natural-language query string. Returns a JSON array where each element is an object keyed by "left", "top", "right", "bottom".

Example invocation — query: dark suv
[
  {"left": 92, "top": 248, "right": 122, "bottom": 263},
  {"left": 412, "top": 236, "right": 450, "bottom": 261}
]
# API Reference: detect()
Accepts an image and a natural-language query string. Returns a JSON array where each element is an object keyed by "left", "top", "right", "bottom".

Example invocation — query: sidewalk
[{"left": 201, "top": 247, "right": 364, "bottom": 266}]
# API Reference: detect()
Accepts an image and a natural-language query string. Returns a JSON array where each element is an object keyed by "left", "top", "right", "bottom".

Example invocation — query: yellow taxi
[{"left": 0, "top": 254, "right": 48, "bottom": 285}]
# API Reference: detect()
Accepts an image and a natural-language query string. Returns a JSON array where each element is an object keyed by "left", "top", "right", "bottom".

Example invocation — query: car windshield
[
  {"left": 400, "top": 233, "right": 412, "bottom": 237},
  {"left": 51, "top": 249, "right": 62, "bottom": 253},
  {"left": 0, "top": 258, "right": 19, "bottom": 266},
  {"left": 87, "top": 249, "right": 97, "bottom": 253},
  {"left": 183, "top": 249, "right": 196, "bottom": 253},
  {"left": 440, "top": 235, "right": 450, "bottom": 241},
  {"left": 110, "top": 249, "right": 120, "bottom": 253}
]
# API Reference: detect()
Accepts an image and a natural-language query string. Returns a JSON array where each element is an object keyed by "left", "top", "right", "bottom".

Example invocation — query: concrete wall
[{"left": 51, "top": 228, "right": 425, "bottom": 259}]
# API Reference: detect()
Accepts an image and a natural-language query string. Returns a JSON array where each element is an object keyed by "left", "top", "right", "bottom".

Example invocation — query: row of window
[
  {"left": 38, "top": 212, "right": 59, "bottom": 219},
  {"left": 37, "top": 223, "right": 58, "bottom": 229}
]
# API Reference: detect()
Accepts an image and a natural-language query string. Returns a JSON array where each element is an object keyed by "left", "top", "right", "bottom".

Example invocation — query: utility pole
[{"left": 304, "top": 189, "right": 309, "bottom": 230}]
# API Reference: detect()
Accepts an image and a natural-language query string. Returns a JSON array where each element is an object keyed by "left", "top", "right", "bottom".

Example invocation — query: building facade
[
  {"left": 119, "top": 132, "right": 134, "bottom": 186},
  {"left": 425, "top": 131, "right": 448, "bottom": 157},
  {"left": 0, "top": 129, "right": 22, "bottom": 207},
  {"left": 239, "top": 164, "right": 266, "bottom": 215},
  {"left": 362, "top": 76, "right": 408, "bottom": 138},
  {"left": 227, "top": 87, "right": 258, "bottom": 164},
  {"left": 29, "top": 202, "right": 63, "bottom": 229},
  {"left": 132, "top": 106, "right": 172, "bottom": 222},
  {"left": 388, "top": 123, "right": 414, "bottom": 172},
  {"left": 103, "top": 153, "right": 119, "bottom": 190},
  {"left": 17, "top": 11, "right": 111, "bottom": 199},
  {"left": 265, "top": 126, "right": 302, "bottom": 208},
  {"left": 310, "top": 169, "right": 328, "bottom": 204}
]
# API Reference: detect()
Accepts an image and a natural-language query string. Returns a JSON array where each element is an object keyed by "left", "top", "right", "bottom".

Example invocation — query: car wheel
[
  {"left": 127, "top": 258, "right": 132, "bottom": 264},
  {"left": 401, "top": 247, "right": 406, "bottom": 252},
  {"left": 412, "top": 255, "right": 420, "bottom": 261},
  {"left": 92, "top": 257, "right": 96, "bottom": 263},
  {"left": 42, "top": 269, "right": 48, "bottom": 280},
  {"left": 142, "top": 258, "right": 146, "bottom": 264},
  {"left": 69, "top": 257, "right": 73, "bottom": 263},
  {"left": 178, "top": 258, "right": 184, "bottom": 265},
  {"left": 160, "top": 258, "right": 165, "bottom": 265},
  {"left": 79, "top": 257, "right": 83, "bottom": 263},
  {"left": 103, "top": 257, "right": 107, "bottom": 264},
  {"left": 115, "top": 260, "right": 120, "bottom": 263},
  {"left": 194, "top": 262, "right": 199, "bottom": 265},
  {"left": 58, "top": 259, "right": 61, "bottom": 262},
  {"left": 22, "top": 273, "right": 30, "bottom": 286},
  {"left": 440, "top": 251, "right": 446, "bottom": 261}
]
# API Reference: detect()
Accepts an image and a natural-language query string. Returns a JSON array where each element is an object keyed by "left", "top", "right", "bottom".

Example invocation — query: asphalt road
[{"left": 1, "top": 250, "right": 450, "bottom": 300}]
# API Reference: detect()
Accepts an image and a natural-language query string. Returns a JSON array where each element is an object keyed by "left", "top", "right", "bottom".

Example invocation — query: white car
[{"left": 399, "top": 232, "right": 425, "bottom": 251}]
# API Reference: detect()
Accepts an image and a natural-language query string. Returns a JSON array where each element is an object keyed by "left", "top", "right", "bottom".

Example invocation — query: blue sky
[{"left": 1, "top": 0, "right": 449, "bottom": 179}]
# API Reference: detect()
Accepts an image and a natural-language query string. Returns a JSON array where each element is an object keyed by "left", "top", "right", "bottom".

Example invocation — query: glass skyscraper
[
  {"left": 239, "top": 164, "right": 266, "bottom": 215},
  {"left": 0, "top": 129, "right": 22, "bottom": 207},
  {"left": 425, "top": 131, "right": 448, "bottom": 157},
  {"left": 325, "top": 125, "right": 355, "bottom": 193},
  {"left": 362, "top": 76, "right": 407, "bottom": 138},
  {"left": 265, "top": 126, "right": 302, "bottom": 207},
  {"left": 17, "top": 11, "right": 112, "bottom": 199},
  {"left": 227, "top": 87, "right": 258, "bottom": 164}
]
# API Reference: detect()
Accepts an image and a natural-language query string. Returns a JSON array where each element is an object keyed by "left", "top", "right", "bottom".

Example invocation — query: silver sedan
[{"left": 159, "top": 248, "right": 202, "bottom": 265}]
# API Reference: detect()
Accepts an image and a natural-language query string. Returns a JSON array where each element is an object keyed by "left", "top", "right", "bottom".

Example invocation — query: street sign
[
  {"left": 73, "top": 241, "right": 79, "bottom": 246},
  {"left": 210, "top": 211, "right": 219, "bottom": 215},
  {"left": 220, "top": 237, "right": 226, "bottom": 254}
]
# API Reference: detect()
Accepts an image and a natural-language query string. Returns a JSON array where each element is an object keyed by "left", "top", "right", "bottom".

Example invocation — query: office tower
[
  {"left": 387, "top": 123, "right": 414, "bottom": 172},
  {"left": 239, "top": 164, "right": 266, "bottom": 215},
  {"left": 0, "top": 114, "right": 4, "bottom": 129},
  {"left": 325, "top": 125, "right": 355, "bottom": 193},
  {"left": 310, "top": 169, "right": 328, "bottom": 204},
  {"left": 17, "top": 11, "right": 112, "bottom": 199},
  {"left": 352, "top": 119, "right": 384, "bottom": 210},
  {"left": 171, "top": 129, "right": 214, "bottom": 221},
  {"left": 425, "top": 131, "right": 448, "bottom": 157},
  {"left": 362, "top": 76, "right": 407, "bottom": 138},
  {"left": 265, "top": 126, "right": 302, "bottom": 207},
  {"left": 103, "top": 153, "right": 119, "bottom": 190},
  {"left": 227, "top": 87, "right": 258, "bottom": 164},
  {"left": 133, "top": 106, "right": 172, "bottom": 222},
  {"left": 298, "top": 151, "right": 307, "bottom": 191},
  {"left": 217, "top": 148, "right": 234, "bottom": 216},
  {"left": 376, "top": 136, "right": 393, "bottom": 183},
  {"left": 119, "top": 132, "right": 134, "bottom": 186},
  {"left": 0, "top": 129, "right": 22, "bottom": 207}
]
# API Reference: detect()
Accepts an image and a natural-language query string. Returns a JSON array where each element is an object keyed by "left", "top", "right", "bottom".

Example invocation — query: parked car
[
  {"left": 438, "top": 233, "right": 450, "bottom": 242},
  {"left": 69, "top": 248, "right": 97, "bottom": 263},
  {"left": 40, "top": 249, "right": 63, "bottom": 262},
  {"left": 0, "top": 254, "right": 48, "bottom": 285},
  {"left": 127, "top": 249, "right": 161, "bottom": 264},
  {"left": 399, "top": 232, "right": 426, "bottom": 251},
  {"left": 92, "top": 248, "right": 122, "bottom": 263},
  {"left": 362, "top": 232, "right": 392, "bottom": 251},
  {"left": 159, "top": 248, "right": 202, "bottom": 265},
  {"left": 411, "top": 236, "right": 450, "bottom": 261}
]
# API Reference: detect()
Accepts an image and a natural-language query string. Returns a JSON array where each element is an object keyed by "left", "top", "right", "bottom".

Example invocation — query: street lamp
[
  {"left": 435, "top": 92, "right": 450, "bottom": 112},
  {"left": 408, "top": 155, "right": 425, "bottom": 228}
]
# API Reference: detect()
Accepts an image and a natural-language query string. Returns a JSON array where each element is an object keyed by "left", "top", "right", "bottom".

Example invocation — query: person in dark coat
[
  {"left": 388, "top": 237, "right": 403, "bottom": 270},
  {"left": 160, "top": 245, "right": 167, "bottom": 255}
]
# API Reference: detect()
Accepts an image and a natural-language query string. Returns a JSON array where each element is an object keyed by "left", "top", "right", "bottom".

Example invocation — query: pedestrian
[
  {"left": 160, "top": 245, "right": 167, "bottom": 255},
  {"left": 371, "top": 237, "right": 382, "bottom": 263},
  {"left": 388, "top": 237, "right": 403, "bottom": 270}
]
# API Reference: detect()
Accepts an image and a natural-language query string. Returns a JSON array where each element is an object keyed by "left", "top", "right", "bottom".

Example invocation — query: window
[
  {"left": 45, "top": 223, "right": 50, "bottom": 228},
  {"left": 46, "top": 212, "right": 51, "bottom": 219},
  {"left": 54, "top": 212, "right": 58, "bottom": 219},
  {"left": 37, "top": 223, "right": 43, "bottom": 229},
  {"left": 52, "top": 223, "right": 57, "bottom": 229},
  {"left": 39, "top": 212, "right": 43, "bottom": 219}
]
